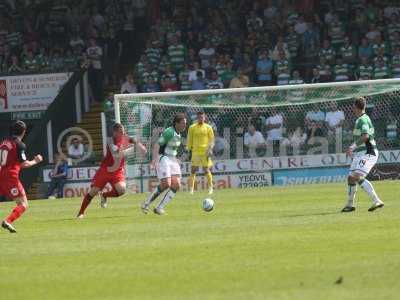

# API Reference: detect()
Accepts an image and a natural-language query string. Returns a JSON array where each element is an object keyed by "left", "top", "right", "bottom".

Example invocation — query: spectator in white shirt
[
  {"left": 294, "top": 15, "right": 308, "bottom": 34},
  {"left": 188, "top": 61, "right": 206, "bottom": 81},
  {"left": 213, "top": 131, "right": 229, "bottom": 159},
  {"left": 282, "top": 127, "right": 307, "bottom": 152},
  {"left": 265, "top": 108, "right": 285, "bottom": 156},
  {"left": 68, "top": 138, "right": 85, "bottom": 161},
  {"left": 365, "top": 23, "right": 381, "bottom": 42},
  {"left": 199, "top": 41, "right": 215, "bottom": 69},
  {"left": 325, "top": 102, "right": 345, "bottom": 135},
  {"left": 244, "top": 124, "right": 266, "bottom": 158},
  {"left": 305, "top": 104, "right": 325, "bottom": 139},
  {"left": 120, "top": 73, "right": 137, "bottom": 93}
]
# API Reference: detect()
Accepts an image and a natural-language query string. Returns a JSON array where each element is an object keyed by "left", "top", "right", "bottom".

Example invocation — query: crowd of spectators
[
  {"left": 123, "top": 0, "right": 400, "bottom": 94},
  {"left": 0, "top": 0, "right": 147, "bottom": 101},
  {"left": 2, "top": 0, "right": 400, "bottom": 95}
]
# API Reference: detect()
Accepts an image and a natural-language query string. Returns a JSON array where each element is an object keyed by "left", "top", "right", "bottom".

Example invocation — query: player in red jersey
[
  {"left": 77, "top": 123, "right": 147, "bottom": 218},
  {"left": 0, "top": 120, "right": 43, "bottom": 233}
]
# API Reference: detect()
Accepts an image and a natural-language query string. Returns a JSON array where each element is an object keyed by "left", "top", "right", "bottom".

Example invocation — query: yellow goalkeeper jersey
[{"left": 187, "top": 122, "right": 214, "bottom": 154}]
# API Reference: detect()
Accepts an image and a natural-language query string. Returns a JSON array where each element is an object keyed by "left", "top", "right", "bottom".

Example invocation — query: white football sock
[
  {"left": 157, "top": 188, "right": 177, "bottom": 210},
  {"left": 360, "top": 179, "right": 381, "bottom": 204},
  {"left": 347, "top": 184, "right": 357, "bottom": 207},
  {"left": 144, "top": 186, "right": 162, "bottom": 206}
]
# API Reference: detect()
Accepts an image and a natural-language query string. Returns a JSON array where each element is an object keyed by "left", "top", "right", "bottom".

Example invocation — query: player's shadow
[
  {"left": 282, "top": 211, "right": 340, "bottom": 218},
  {"left": 44, "top": 215, "right": 131, "bottom": 222}
]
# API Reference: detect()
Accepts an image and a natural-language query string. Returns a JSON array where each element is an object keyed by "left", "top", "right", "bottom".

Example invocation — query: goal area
[{"left": 113, "top": 79, "right": 400, "bottom": 193}]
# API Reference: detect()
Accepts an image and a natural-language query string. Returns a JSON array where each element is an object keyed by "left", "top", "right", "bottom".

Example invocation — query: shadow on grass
[
  {"left": 282, "top": 211, "right": 341, "bottom": 218},
  {"left": 43, "top": 215, "right": 132, "bottom": 222}
]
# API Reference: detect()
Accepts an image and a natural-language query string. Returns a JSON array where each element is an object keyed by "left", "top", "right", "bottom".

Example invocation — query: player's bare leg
[
  {"left": 77, "top": 186, "right": 100, "bottom": 218},
  {"left": 204, "top": 166, "right": 213, "bottom": 195},
  {"left": 141, "top": 178, "right": 170, "bottom": 214},
  {"left": 188, "top": 166, "right": 198, "bottom": 194},
  {"left": 2, "top": 196, "right": 28, "bottom": 233},
  {"left": 154, "top": 176, "right": 180, "bottom": 215},
  {"left": 100, "top": 181, "right": 126, "bottom": 208}
]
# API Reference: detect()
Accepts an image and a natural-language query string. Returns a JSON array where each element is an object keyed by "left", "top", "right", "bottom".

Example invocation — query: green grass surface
[{"left": 1, "top": 181, "right": 399, "bottom": 300}]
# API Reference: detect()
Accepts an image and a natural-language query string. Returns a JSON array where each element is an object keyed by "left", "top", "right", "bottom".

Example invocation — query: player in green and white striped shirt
[
  {"left": 141, "top": 114, "right": 187, "bottom": 215},
  {"left": 342, "top": 97, "right": 384, "bottom": 213}
]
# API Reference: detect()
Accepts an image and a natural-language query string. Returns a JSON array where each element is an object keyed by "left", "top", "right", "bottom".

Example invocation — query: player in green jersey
[
  {"left": 342, "top": 97, "right": 384, "bottom": 212},
  {"left": 141, "top": 113, "right": 187, "bottom": 215}
]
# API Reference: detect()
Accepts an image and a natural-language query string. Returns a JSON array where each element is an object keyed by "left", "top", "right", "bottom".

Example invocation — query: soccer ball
[{"left": 202, "top": 198, "right": 214, "bottom": 212}]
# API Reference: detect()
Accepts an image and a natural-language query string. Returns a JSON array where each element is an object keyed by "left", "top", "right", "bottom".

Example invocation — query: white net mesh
[{"left": 113, "top": 79, "right": 400, "bottom": 192}]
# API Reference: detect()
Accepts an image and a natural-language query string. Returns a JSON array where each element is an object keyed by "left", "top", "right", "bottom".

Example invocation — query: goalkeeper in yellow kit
[{"left": 187, "top": 111, "right": 215, "bottom": 195}]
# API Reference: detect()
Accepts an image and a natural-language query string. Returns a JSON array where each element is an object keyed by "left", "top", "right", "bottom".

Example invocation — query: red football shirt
[
  {"left": 100, "top": 135, "right": 135, "bottom": 173},
  {"left": 0, "top": 136, "right": 27, "bottom": 179}
]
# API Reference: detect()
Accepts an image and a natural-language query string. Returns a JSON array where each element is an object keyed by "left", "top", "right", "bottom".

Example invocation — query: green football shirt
[
  {"left": 353, "top": 113, "right": 377, "bottom": 154},
  {"left": 158, "top": 127, "right": 183, "bottom": 157}
]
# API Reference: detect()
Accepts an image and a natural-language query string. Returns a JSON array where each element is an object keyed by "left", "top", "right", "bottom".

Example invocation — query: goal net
[{"left": 113, "top": 79, "right": 400, "bottom": 193}]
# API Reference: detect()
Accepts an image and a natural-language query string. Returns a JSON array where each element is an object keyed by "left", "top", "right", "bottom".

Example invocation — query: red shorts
[
  {"left": 91, "top": 168, "right": 125, "bottom": 189},
  {"left": 0, "top": 178, "right": 26, "bottom": 200}
]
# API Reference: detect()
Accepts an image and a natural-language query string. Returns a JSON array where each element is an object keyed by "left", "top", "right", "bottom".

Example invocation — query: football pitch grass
[{"left": 1, "top": 181, "right": 399, "bottom": 300}]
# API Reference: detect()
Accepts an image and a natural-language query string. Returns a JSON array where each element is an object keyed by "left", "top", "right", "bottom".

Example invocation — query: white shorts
[
  {"left": 156, "top": 155, "right": 181, "bottom": 179},
  {"left": 349, "top": 151, "right": 378, "bottom": 176}
]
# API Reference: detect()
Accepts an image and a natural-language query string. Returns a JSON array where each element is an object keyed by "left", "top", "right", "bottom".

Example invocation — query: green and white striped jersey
[
  {"left": 353, "top": 113, "right": 377, "bottom": 154},
  {"left": 158, "top": 127, "right": 183, "bottom": 157},
  {"left": 168, "top": 44, "right": 186, "bottom": 71}
]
